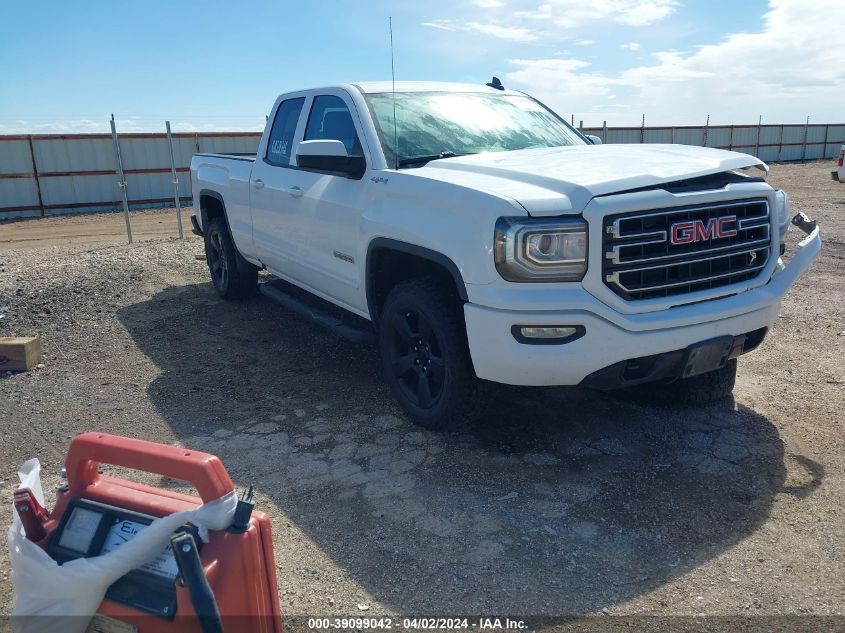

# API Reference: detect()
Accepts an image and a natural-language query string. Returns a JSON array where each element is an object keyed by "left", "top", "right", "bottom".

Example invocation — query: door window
[
  {"left": 265, "top": 97, "right": 305, "bottom": 166},
  {"left": 304, "top": 95, "right": 363, "bottom": 156}
]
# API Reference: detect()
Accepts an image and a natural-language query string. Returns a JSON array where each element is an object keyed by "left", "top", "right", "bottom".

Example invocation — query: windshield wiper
[{"left": 398, "top": 151, "right": 472, "bottom": 167}]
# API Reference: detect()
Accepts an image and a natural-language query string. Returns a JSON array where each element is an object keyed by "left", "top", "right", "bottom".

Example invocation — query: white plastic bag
[{"left": 8, "top": 458, "right": 237, "bottom": 633}]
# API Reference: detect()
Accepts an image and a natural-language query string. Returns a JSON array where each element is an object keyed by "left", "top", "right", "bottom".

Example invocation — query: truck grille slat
[{"left": 602, "top": 199, "right": 771, "bottom": 301}]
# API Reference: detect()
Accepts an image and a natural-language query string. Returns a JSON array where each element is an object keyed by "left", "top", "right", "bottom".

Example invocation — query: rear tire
[
  {"left": 634, "top": 359, "right": 738, "bottom": 406},
  {"left": 378, "top": 277, "right": 483, "bottom": 431},
  {"left": 204, "top": 217, "right": 257, "bottom": 299}
]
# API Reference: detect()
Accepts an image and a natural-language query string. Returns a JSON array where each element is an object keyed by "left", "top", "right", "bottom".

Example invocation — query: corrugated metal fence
[
  {"left": 0, "top": 132, "right": 261, "bottom": 219},
  {"left": 1, "top": 123, "right": 843, "bottom": 220},
  {"left": 580, "top": 123, "right": 845, "bottom": 163}
]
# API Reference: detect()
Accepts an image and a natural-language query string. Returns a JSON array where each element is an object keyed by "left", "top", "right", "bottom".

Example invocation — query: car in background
[{"left": 833, "top": 145, "right": 844, "bottom": 182}]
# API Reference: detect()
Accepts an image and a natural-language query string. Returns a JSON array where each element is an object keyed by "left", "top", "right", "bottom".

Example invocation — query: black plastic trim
[
  {"left": 365, "top": 238, "right": 468, "bottom": 323},
  {"left": 595, "top": 171, "right": 765, "bottom": 197},
  {"left": 297, "top": 153, "right": 366, "bottom": 179},
  {"left": 190, "top": 214, "right": 203, "bottom": 236},
  {"left": 510, "top": 324, "right": 586, "bottom": 345},
  {"left": 580, "top": 327, "right": 767, "bottom": 390}
]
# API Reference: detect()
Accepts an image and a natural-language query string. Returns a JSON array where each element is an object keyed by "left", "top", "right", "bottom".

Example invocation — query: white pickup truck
[{"left": 190, "top": 81, "right": 821, "bottom": 430}]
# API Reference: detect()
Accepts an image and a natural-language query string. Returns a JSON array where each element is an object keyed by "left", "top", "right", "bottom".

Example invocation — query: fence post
[
  {"left": 166, "top": 121, "right": 184, "bottom": 239},
  {"left": 702, "top": 114, "right": 710, "bottom": 147},
  {"left": 640, "top": 114, "right": 645, "bottom": 143},
  {"left": 777, "top": 124, "right": 784, "bottom": 161},
  {"left": 754, "top": 115, "right": 762, "bottom": 158},
  {"left": 109, "top": 114, "right": 133, "bottom": 245},
  {"left": 671, "top": 127, "right": 675, "bottom": 144},
  {"left": 579, "top": 120, "right": 583, "bottom": 131},
  {"left": 602, "top": 120, "right": 607, "bottom": 144},
  {"left": 822, "top": 123, "right": 830, "bottom": 159},
  {"left": 194, "top": 133, "right": 201, "bottom": 153},
  {"left": 26, "top": 135, "right": 45, "bottom": 217},
  {"left": 801, "top": 115, "right": 810, "bottom": 163}
]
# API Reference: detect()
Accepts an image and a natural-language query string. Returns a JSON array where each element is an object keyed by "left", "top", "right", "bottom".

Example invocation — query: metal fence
[
  {"left": 580, "top": 122, "right": 845, "bottom": 163},
  {"left": 1, "top": 122, "right": 843, "bottom": 221},
  {"left": 0, "top": 131, "right": 261, "bottom": 219}
]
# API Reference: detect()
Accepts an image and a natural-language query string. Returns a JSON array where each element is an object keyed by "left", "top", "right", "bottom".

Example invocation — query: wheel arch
[
  {"left": 365, "top": 238, "right": 468, "bottom": 327},
  {"left": 198, "top": 189, "right": 228, "bottom": 228},
  {"left": 198, "top": 188, "right": 258, "bottom": 274}
]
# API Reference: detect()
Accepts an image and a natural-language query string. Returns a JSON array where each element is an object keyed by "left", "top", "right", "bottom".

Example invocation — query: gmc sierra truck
[{"left": 190, "top": 81, "right": 821, "bottom": 430}]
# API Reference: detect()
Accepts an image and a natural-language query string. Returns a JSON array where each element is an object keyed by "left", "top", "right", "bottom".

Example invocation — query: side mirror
[
  {"left": 585, "top": 135, "right": 602, "bottom": 145},
  {"left": 296, "top": 140, "right": 365, "bottom": 179}
]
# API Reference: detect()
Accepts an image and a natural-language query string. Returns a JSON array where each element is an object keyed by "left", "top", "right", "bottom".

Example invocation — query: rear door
[{"left": 249, "top": 94, "right": 308, "bottom": 275}]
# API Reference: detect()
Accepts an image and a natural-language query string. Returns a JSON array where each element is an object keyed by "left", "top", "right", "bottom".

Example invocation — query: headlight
[
  {"left": 495, "top": 217, "right": 588, "bottom": 282},
  {"left": 774, "top": 189, "right": 791, "bottom": 245}
]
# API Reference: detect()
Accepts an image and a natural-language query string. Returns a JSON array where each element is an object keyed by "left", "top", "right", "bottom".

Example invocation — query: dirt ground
[
  {"left": 0, "top": 162, "right": 843, "bottom": 627},
  {"left": 0, "top": 207, "right": 188, "bottom": 251}
]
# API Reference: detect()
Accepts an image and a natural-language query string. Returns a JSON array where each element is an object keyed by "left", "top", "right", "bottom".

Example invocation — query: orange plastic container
[{"left": 40, "top": 432, "right": 282, "bottom": 632}]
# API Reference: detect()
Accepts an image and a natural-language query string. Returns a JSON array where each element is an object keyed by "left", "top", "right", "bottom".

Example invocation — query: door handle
[
  {"left": 253, "top": 179, "right": 264, "bottom": 189},
  {"left": 286, "top": 186, "right": 303, "bottom": 198}
]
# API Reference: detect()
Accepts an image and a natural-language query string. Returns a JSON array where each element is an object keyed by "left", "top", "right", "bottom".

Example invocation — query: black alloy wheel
[
  {"left": 207, "top": 227, "right": 229, "bottom": 293},
  {"left": 387, "top": 308, "right": 447, "bottom": 409},
  {"left": 378, "top": 277, "right": 484, "bottom": 430},
  {"left": 203, "top": 216, "right": 258, "bottom": 299}
]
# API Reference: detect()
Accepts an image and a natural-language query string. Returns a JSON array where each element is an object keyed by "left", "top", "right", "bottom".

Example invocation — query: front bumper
[
  {"left": 580, "top": 327, "right": 766, "bottom": 390},
  {"left": 463, "top": 220, "right": 821, "bottom": 387}
]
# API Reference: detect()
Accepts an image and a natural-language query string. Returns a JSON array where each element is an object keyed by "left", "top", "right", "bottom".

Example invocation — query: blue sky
[{"left": 1, "top": 0, "right": 841, "bottom": 132}]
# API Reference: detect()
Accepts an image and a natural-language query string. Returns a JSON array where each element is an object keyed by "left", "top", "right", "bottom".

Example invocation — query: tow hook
[{"left": 791, "top": 212, "right": 817, "bottom": 235}]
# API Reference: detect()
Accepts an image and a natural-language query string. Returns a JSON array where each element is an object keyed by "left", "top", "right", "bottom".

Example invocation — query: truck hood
[{"left": 416, "top": 144, "right": 766, "bottom": 216}]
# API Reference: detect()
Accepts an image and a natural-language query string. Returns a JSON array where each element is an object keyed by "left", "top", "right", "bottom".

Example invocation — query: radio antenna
[{"left": 389, "top": 16, "right": 399, "bottom": 169}]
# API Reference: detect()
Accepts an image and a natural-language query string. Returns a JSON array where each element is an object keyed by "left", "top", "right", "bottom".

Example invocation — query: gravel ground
[{"left": 0, "top": 161, "right": 843, "bottom": 626}]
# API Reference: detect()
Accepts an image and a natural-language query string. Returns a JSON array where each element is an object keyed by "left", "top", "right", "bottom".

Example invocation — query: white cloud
[
  {"left": 620, "top": 42, "right": 640, "bottom": 51},
  {"left": 532, "top": 0, "right": 678, "bottom": 28},
  {"left": 574, "top": 39, "right": 595, "bottom": 46},
  {"left": 504, "top": 0, "right": 845, "bottom": 125},
  {"left": 423, "top": 19, "right": 538, "bottom": 41},
  {"left": 422, "top": 0, "right": 677, "bottom": 43},
  {"left": 421, "top": 19, "right": 461, "bottom": 31},
  {"left": 614, "top": 0, "right": 677, "bottom": 26},
  {"left": 466, "top": 21, "right": 538, "bottom": 41}
]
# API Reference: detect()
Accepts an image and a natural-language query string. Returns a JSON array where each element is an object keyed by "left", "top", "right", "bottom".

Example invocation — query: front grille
[{"left": 602, "top": 199, "right": 771, "bottom": 301}]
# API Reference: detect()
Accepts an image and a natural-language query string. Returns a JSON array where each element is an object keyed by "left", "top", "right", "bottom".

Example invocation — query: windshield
[{"left": 363, "top": 91, "right": 585, "bottom": 167}]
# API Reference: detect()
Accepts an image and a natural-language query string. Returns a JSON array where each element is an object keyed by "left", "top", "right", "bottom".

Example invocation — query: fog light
[
  {"left": 512, "top": 325, "right": 585, "bottom": 344},
  {"left": 521, "top": 326, "right": 576, "bottom": 338}
]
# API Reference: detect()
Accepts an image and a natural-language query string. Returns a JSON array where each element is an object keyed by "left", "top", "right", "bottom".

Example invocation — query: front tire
[
  {"left": 204, "top": 217, "right": 257, "bottom": 299},
  {"left": 378, "top": 277, "right": 483, "bottom": 431}
]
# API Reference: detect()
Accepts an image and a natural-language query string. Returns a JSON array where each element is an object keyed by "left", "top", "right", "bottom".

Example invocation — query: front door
[{"left": 278, "top": 92, "right": 371, "bottom": 312}]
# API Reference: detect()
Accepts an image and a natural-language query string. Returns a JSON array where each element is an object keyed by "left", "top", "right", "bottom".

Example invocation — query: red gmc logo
[{"left": 670, "top": 215, "right": 738, "bottom": 245}]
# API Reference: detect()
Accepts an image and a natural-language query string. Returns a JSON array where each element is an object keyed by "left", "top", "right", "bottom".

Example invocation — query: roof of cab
[{"left": 348, "top": 81, "right": 524, "bottom": 96}]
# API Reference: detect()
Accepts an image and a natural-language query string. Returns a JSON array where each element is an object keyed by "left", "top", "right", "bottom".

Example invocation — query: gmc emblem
[{"left": 670, "top": 215, "right": 738, "bottom": 245}]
